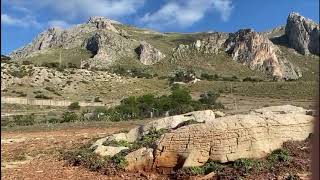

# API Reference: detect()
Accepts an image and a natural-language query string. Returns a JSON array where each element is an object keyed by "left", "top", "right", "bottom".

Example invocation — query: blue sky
[{"left": 1, "top": 0, "right": 319, "bottom": 55}]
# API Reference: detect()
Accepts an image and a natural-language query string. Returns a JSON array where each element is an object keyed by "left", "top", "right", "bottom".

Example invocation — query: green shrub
[
  {"left": 243, "top": 77, "right": 262, "bottom": 82},
  {"left": 34, "top": 94, "right": 52, "bottom": 99},
  {"left": 67, "top": 63, "right": 77, "bottom": 68},
  {"left": 131, "top": 128, "right": 168, "bottom": 149},
  {"left": 267, "top": 149, "right": 290, "bottom": 163},
  {"left": 68, "top": 102, "right": 80, "bottom": 110},
  {"left": 22, "top": 60, "right": 32, "bottom": 65},
  {"left": 102, "top": 140, "right": 131, "bottom": 147},
  {"left": 12, "top": 114, "right": 36, "bottom": 126},
  {"left": 48, "top": 118, "right": 61, "bottom": 124},
  {"left": 233, "top": 158, "right": 263, "bottom": 172},
  {"left": 61, "top": 111, "right": 78, "bottom": 123},
  {"left": 182, "top": 161, "right": 224, "bottom": 175},
  {"left": 200, "top": 73, "right": 219, "bottom": 81},
  {"left": 63, "top": 147, "right": 108, "bottom": 171},
  {"left": 42, "top": 62, "right": 60, "bottom": 68},
  {"left": 111, "top": 150, "right": 129, "bottom": 169},
  {"left": 8, "top": 69, "right": 29, "bottom": 78},
  {"left": 169, "top": 69, "right": 196, "bottom": 83},
  {"left": 199, "top": 91, "right": 220, "bottom": 105}
]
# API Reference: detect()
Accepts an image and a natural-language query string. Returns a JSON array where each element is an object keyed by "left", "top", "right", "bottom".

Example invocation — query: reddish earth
[{"left": 1, "top": 121, "right": 167, "bottom": 180}]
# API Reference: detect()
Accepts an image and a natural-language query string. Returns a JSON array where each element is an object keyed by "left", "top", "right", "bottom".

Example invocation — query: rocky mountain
[
  {"left": 285, "top": 12, "right": 319, "bottom": 55},
  {"left": 7, "top": 13, "right": 319, "bottom": 80}
]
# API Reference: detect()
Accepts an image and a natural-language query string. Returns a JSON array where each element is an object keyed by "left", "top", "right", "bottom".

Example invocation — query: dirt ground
[
  {"left": 1, "top": 120, "right": 165, "bottom": 180},
  {"left": 1, "top": 96, "right": 316, "bottom": 180}
]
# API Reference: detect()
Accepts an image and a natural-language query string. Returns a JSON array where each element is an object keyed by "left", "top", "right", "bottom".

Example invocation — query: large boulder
[
  {"left": 90, "top": 110, "right": 217, "bottom": 156},
  {"left": 90, "top": 105, "right": 313, "bottom": 172},
  {"left": 138, "top": 41, "right": 166, "bottom": 65},
  {"left": 224, "top": 29, "right": 301, "bottom": 80},
  {"left": 285, "top": 12, "right": 320, "bottom": 55},
  {"left": 153, "top": 105, "right": 313, "bottom": 168}
]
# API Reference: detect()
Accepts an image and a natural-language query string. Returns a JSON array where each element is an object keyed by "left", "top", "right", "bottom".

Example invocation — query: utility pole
[{"left": 59, "top": 50, "right": 62, "bottom": 68}]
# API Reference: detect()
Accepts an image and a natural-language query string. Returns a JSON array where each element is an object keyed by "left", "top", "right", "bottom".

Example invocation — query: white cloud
[
  {"left": 48, "top": 20, "right": 72, "bottom": 29},
  {"left": 140, "top": 0, "right": 233, "bottom": 29},
  {"left": 1, "top": 14, "right": 41, "bottom": 28},
  {"left": 5, "top": 0, "right": 145, "bottom": 20}
]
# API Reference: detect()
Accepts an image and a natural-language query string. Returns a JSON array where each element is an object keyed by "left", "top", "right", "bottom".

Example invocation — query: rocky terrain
[
  {"left": 1, "top": 63, "right": 124, "bottom": 91},
  {"left": 6, "top": 12, "right": 319, "bottom": 80},
  {"left": 89, "top": 105, "right": 314, "bottom": 173},
  {"left": 285, "top": 12, "right": 320, "bottom": 55}
]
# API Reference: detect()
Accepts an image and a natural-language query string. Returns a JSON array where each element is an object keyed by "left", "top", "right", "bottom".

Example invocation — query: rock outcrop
[
  {"left": 285, "top": 12, "right": 320, "bottom": 55},
  {"left": 138, "top": 41, "right": 166, "bottom": 65},
  {"left": 225, "top": 29, "right": 301, "bottom": 80},
  {"left": 80, "top": 32, "right": 139, "bottom": 69},
  {"left": 87, "top": 16, "right": 121, "bottom": 33},
  {"left": 154, "top": 105, "right": 313, "bottom": 168},
  {"left": 172, "top": 32, "right": 228, "bottom": 59},
  {"left": 172, "top": 29, "right": 301, "bottom": 80},
  {"left": 91, "top": 105, "right": 314, "bottom": 171},
  {"left": 9, "top": 16, "right": 137, "bottom": 68},
  {"left": 90, "top": 110, "right": 218, "bottom": 156}
]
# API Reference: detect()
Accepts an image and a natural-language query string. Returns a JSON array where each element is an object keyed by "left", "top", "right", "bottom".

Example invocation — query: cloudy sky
[{"left": 1, "top": 0, "right": 319, "bottom": 54}]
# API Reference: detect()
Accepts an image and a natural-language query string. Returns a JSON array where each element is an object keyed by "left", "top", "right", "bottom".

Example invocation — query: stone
[
  {"left": 285, "top": 12, "right": 320, "bottom": 55},
  {"left": 153, "top": 105, "right": 314, "bottom": 168},
  {"left": 92, "top": 110, "right": 216, "bottom": 145},
  {"left": 125, "top": 148, "right": 154, "bottom": 171},
  {"left": 90, "top": 137, "right": 128, "bottom": 157},
  {"left": 214, "top": 111, "right": 225, "bottom": 118},
  {"left": 138, "top": 41, "right": 166, "bottom": 65}
]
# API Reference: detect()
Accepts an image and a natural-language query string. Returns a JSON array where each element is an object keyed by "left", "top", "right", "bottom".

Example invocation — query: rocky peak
[
  {"left": 138, "top": 41, "right": 165, "bottom": 65},
  {"left": 87, "top": 16, "right": 119, "bottom": 33},
  {"left": 88, "top": 16, "right": 121, "bottom": 25},
  {"left": 285, "top": 12, "right": 319, "bottom": 55},
  {"left": 225, "top": 29, "right": 301, "bottom": 80}
]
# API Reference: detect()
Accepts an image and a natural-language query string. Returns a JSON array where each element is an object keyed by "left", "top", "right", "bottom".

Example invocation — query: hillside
[{"left": 1, "top": 10, "right": 319, "bottom": 180}]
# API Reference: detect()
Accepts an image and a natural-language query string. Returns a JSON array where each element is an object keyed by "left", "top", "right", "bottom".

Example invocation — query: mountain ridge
[{"left": 7, "top": 12, "right": 319, "bottom": 81}]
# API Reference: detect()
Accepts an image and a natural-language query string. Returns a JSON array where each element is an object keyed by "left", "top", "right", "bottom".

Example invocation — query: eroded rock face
[
  {"left": 80, "top": 32, "right": 139, "bottom": 69},
  {"left": 138, "top": 41, "right": 166, "bottom": 65},
  {"left": 285, "top": 12, "right": 320, "bottom": 55},
  {"left": 172, "top": 32, "right": 228, "bottom": 59},
  {"left": 225, "top": 29, "right": 301, "bottom": 80},
  {"left": 9, "top": 16, "right": 132, "bottom": 63},
  {"left": 153, "top": 105, "right": 313, "bottom": 168}
]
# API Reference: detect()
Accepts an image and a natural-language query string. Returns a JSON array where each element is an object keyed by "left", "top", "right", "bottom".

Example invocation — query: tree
[{"left": 68, "top": 102, "right": 80, "bottom": 110}]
